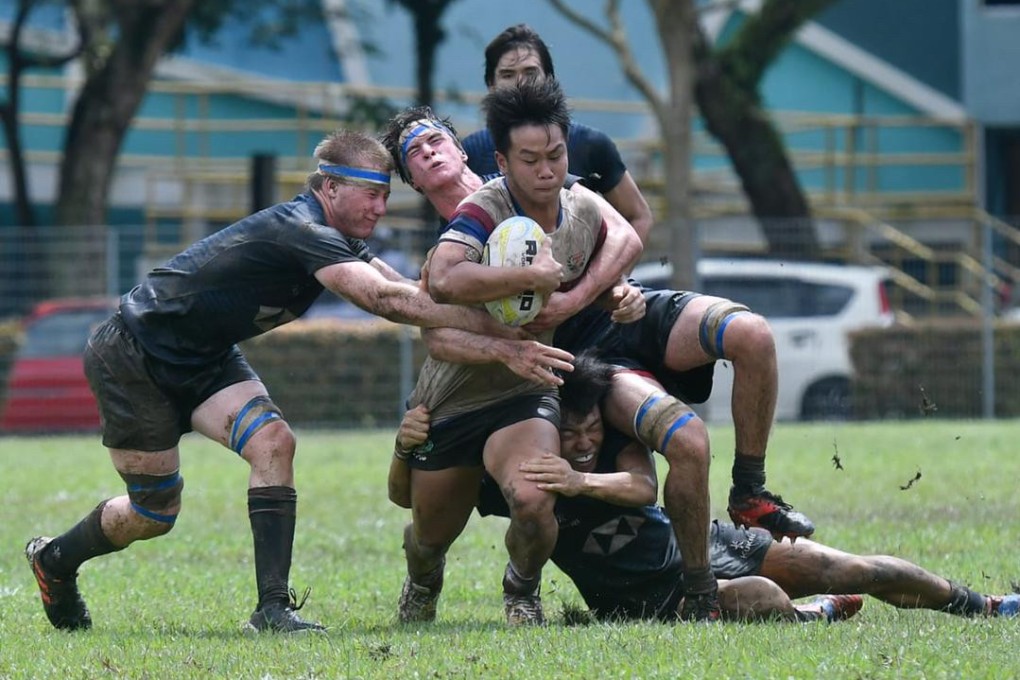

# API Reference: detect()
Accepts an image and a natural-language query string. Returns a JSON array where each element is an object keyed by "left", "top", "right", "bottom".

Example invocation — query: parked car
[
  {"left": 0, "top": 298, "right": 116, "bottom": 433},
  {"left": 630, "top": 258, "right": 894, "bottom": 421}
]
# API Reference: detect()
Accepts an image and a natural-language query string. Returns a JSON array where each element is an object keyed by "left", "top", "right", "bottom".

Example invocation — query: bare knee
[
  {"left": 243, "top": 420, "right": 297, "bottom": 468},
  {"left": 719, "top": 576, "right": 792, "bottom": 622},
  {"left": 724, "top": 314, "right": 775, "bottom": 362},
  {"left": 504, "top": 482, "right": 555, "bottom": 534},
  {"left": 662, "top": 416, "right": 710, "bottom": 471}
]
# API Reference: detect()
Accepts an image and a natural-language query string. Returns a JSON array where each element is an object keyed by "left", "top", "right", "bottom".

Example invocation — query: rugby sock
[
  {"left": 41, "top": 500, "right": 120, "bottom": 578},
  {"left": 682, "top": 566, "right": 717, "bottom": 596},
  {"left": 941, "top": 581, "right": 987, "bottom": 617},
  {"left": 731, "top": 453, "right": 766, "bottom": 495},
  {"left": 248, "top": 486, "right": 297, "bottom": 609},
  {"left": 503, "top": 561, "right": 541, "bottom": 596}
]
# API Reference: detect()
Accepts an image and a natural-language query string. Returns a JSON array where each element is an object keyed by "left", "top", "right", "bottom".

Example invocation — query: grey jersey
[{"left": 411, "top": 177, "right": 606, "bottom": 420}]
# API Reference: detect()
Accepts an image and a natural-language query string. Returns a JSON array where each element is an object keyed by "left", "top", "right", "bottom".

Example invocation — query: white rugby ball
[{"left": 482, "top": 216, "right": 546, "bottom": 326}]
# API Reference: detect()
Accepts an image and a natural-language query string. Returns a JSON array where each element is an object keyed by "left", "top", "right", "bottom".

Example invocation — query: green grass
[{"left": 1, "top": 421, "right": 1017, "bottom": 679}]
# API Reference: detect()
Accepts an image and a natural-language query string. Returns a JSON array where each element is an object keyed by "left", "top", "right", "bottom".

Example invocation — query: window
[{"left": 700, "top": 276, "right": 854, "bottom": 318}]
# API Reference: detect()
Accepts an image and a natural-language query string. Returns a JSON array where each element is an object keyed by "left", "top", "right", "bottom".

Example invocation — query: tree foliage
[{"left": 548, "top": 0, "right": 835, "bottom": 260}]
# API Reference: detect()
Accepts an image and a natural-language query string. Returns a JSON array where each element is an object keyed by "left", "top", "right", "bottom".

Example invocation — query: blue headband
[
  {"left": 398, "top": 119, "right": 454, "bottom": 169},
  {"left": 318, "top": 164, "right": 390, "bottom": 186}
]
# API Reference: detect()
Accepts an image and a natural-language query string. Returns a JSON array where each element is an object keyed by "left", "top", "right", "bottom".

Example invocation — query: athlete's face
[
  {"left": 327, "top": 175, "right": 390, "bottom": 240},
  {"left": 559, "top": 406, "right": 604, "bottom": 473},
  {"left": 496, "top": 124, "right": 567, "bottom": 208},
  {"left": 402, "top": 127, "right": 467, "bottom": 193},
  {"left": 492, "top": 47, "right": 546, "bottom": 89}
]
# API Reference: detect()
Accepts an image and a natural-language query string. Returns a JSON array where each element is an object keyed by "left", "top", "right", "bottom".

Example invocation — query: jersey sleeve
[
  {"left": 288, "top": 221, "right": 375, "bottom": 274},
  {"left": 439, "top": 201, "right": 498, "bottom": 256},
  {"left": 570, "top": 124, "right": 627, "bottom": 195}
]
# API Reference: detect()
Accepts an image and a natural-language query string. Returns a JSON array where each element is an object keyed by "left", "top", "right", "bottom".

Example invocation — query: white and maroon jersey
[{"left": 410, "top": 177, "right": 606, "bottom": 421}]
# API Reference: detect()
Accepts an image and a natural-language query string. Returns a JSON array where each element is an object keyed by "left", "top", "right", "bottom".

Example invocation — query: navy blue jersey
[
  {"left": 120, "top": 193, "right": 373, "bottom": 365},
  {"left": 463, "top": 123, "right": 627, "bottom": 196},
  {"left": 477, "top": 428, "right": 683, "bottom": 620}
]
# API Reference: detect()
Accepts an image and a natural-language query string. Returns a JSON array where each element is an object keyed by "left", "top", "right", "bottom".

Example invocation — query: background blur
[{"left": 2, "top": 0, "right": 1019, "bottom": 432}]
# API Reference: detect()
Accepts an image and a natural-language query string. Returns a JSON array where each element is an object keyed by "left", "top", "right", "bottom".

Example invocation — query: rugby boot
[
  {"left": 398, "top": 574, "right": 444, "bottom": 624},
  {"left": 986, "top": 594, "right": 1020, "bottom": 617},
  {"left": 25, "top": 536, "right": 92, "bottom": 631},
  {"left": 679, "top": 589, "right": 722, "bottom": 622},
  {"left": 245, "top": 588, "right": 325, "bottom": 633},
  {"left": 728, "top": 486, "right": 815, "bottom": 540},
  {"left": 503, "top": 563, "right": 544, "bottom": 626},
  {"left": 802, "top": 594, "right": 864, "bottom": 622}
]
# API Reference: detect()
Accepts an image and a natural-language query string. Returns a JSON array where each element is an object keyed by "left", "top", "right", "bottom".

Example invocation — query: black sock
[
  {"left": 731, "top": 453, "right": 766, "bottom": 495},
  {"left": 941, "top": 581, "right": 987, "bottom": 617},
  {"left": 248, "top": 486, "right": 297, "bottom": 610},
  {"left": 682, "top": 566, "right": 717, "bottom": 597},
  {"left": 42, "top": 500, "right": 120, "bottom": 578},
  {"left": 503, "top": 561, "right": 540, "bottom": 596}
]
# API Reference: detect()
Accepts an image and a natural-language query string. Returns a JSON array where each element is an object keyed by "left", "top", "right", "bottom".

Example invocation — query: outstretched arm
[
  {"left": 315, "top": 259, "right": 517, "bottom": 338},
  {"left": 422, "top": 327, "right": 574, "bottom": 386}
]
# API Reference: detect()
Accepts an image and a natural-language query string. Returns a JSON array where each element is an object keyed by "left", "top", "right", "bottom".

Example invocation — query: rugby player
[{"left": 24, "top": 129, "right": 551, "bottom": 634}]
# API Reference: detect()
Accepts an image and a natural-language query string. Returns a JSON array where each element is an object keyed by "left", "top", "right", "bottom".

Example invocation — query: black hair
[
  {"left": 482, "top": 77, "right": 570, "bottom": 157},
  {"left": 560, "top": 350, "right": 614, "bottom": 419},
  {"left": 483, "top": 24, "right": 555, "bottom": 87},
  {"left": 378, "top": 105, "right": 462, "bottom": 186}
]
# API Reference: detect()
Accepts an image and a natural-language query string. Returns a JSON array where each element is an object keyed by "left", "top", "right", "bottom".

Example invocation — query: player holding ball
[{"left": 396, "top": 77, "right": 643, "bottom": 626}]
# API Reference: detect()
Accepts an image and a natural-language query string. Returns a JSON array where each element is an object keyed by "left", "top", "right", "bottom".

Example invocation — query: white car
[{"left": 630, "top": 258, "right": 895, "bottom": 421}]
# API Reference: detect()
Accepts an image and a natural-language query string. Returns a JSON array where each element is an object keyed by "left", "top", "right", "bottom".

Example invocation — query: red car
[{"left": 0, "top": 298, "right": 116, "bottom": 433}]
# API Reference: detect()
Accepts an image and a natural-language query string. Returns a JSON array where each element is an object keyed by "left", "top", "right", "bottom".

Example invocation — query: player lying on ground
[
  {"left": 381, "top": 103, "right": 815, "bottom": 621},
  {"left": 390, "top": 352, "right": 1020, "bottom": 623}
]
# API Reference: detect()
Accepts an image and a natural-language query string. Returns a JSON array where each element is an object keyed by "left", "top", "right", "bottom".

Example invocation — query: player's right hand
[
  {"left": 528, "top": 237, "right": 564, "bottom": 297},
  {"left": 397, "top": 404, "right": 431, "bottom": 451}
]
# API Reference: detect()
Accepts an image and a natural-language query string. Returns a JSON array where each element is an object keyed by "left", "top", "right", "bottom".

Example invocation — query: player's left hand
[
  {"left": 597, "top": 282, "right": 645, "bottom": 323},
  {"left": 520, "top": 453, "right": 584, "bottom": 496},
  {"left": 523, "top": 292, "right": 574, "bottom": 332}
]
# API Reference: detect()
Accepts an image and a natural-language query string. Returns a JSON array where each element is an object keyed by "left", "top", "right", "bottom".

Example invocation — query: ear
[{"left": 494, "top": 151, "right": 508, "bottom": 175}]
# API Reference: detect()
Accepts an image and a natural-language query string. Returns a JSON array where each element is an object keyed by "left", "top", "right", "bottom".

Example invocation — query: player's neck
[{"left": 429, "top": 171, "right": 483, "bottom": 220}]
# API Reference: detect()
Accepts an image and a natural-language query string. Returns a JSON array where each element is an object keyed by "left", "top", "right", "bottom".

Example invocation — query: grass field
[{"left": 1, "top": 420, "right": 1017, "bottom": 679}]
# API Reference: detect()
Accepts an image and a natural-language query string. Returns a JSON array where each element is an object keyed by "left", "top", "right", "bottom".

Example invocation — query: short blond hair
[{"left": 306, "top": 129, "right": 394, "bottom": 191}]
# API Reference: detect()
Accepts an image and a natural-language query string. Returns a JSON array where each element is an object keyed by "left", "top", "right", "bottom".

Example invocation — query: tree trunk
[
  {"left": 693, "top": 51, "right": 818, "bottom": 258},
  {"left": 51, "top": 0, "right": 194, "bottom": 296},
  {"left": 692, "top": 0, "right": 834, "bottom": 259},
  {"left": 56, "top": 0, "right": 193, "bottom": 228},
  {"left": 650, "top": 0, "right": 698, "bottom": 291}
]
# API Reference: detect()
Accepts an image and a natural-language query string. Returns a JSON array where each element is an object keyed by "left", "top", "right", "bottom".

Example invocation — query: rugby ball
[{"left": 482, "top": 216, "right": 546, "bottom": 326}]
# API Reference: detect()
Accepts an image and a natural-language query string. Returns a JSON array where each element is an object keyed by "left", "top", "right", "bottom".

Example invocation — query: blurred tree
[
  {"left": 0, "top": 0, "right": 81, "bottom": 228},
  {"left": 548, "top": 0, "right": 832, "bottom": 274},
  {"left": 386, "top": 0, "right": 464, "bottom": 247},
  {"left": 387, "top": 0, "right": 463, "bottom": 108}
]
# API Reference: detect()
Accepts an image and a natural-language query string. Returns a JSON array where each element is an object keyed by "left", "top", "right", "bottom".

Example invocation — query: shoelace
[{"left": 288, "top": 586, "right": 311, "bottom": 612}]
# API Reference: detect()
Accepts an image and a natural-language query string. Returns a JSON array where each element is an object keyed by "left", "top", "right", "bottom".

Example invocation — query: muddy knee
[{"left": 119, "top": 470, "right": 184, "bottom": 537}]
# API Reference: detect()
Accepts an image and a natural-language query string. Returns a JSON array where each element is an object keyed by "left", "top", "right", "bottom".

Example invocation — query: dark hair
[
  {"left": 560, "top": 350, "right": 614, "bottom": 419},
  {"left": 378, "top": 105, "right": 463, "bottom": 187},
  {"left": 482, "top": 77, "right": 570, "bottom": 156},
  {"left": 483, "top": 24, "right": 555, "bottom": 87}
]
